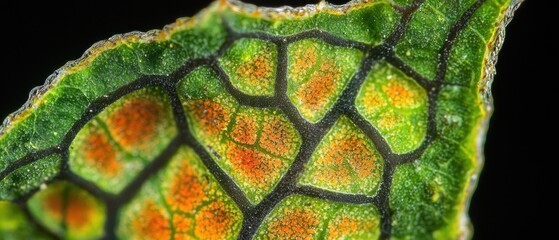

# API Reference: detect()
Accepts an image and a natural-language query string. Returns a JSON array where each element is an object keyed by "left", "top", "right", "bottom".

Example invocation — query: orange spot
[
  {"left": 227, "top": 144, "right": 282, "bottom": 187},
  {"left": 316, "top": 166, "right": 352, "bottom": 186},
  {"left": 44, "top": 192, "right": 63, "bottom": 220},
  {"left": 173, "top": 214, "right": 192, "bottom": 233},
  {"left": 65, "top": 192, "right": 94, "bottom": 229},
  {"left": 237, "top": 52, "right": 274, "bottom": 86},
  {"left": 259, "top": 115, "right": 297, "bottom": 158},
  {"left": 190, "top": 100, "right": 230, "bottom": 135},
  {"left": 383, "top": 81, "right": 418, "bottom": 107},
  {"left": 194, "top": 201, "right": 235, "bottom": 239},
  {"left": 166, "top": 162, "right": 206, "bottom": 213},
  {"left": 361, "top": 86, "right": 386, "bottom": 111},
  {"left": 293, "top": 46, "right": 316, "bottom": 78},
  {"left": 133, "top": 200, "right": 171, "bottom": 240},
  {"left": 43, "top": 187, "right": 94, "bottom": 229},
  {"left": 327, "top": 215, "right": 373, "bottom": 239},
  {"left": 84, "top": 133, "right": 120, "bottom": 175},
  {"left": 174, "top": 234, "right": 194, "bottom": 240},
  {"left": 344, "top": 136, "right": 377, "bottom": 178},
  {"left": 267, "top": 209, "right": 320, "bottom": 240},
  {"left": 108, "top": 99, "right": 164, "bottom": 146},
  {"left": 377, "top": 111, "right": 401, "bottom": 130},
  {"left": 316, "top": 134, "right": 378, "bottom": 185},
  {"left": 230, "top": 113, "right": 258, "bottom": 145},
  {"left": 297, "top": 60, "right": 340, "bottom": 110},
  {"left": 365, "top": 93, "right": 384, "bottom": 106}
]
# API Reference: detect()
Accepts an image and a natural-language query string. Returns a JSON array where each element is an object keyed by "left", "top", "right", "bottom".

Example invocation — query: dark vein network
[{"left": 0, "top": 0, "right": 485, "bottom": 239}]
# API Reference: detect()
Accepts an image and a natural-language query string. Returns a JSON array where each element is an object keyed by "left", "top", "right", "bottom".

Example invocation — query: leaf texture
[{"left": 0, "top": 0, "right": 522, "bottom": 239}]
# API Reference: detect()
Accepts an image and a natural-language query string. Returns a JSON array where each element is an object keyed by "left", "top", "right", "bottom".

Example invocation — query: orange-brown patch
[
  {"left": 43, "top": 188, "right": 94, "bottom": 229},
  {"left": 174, "top": 234, "right": 194, "bottom": 240},
  {"left": 267, "top": 209, "right": 320, "bottom": 240},
  {"left": 84, "top": 133, "right": 120, "bottom": 175},
  {"left": 344, "top": 136, "right": 377, "bottom": 178},
  {"left": 227, "top": 144, "right": 282, "bottom": 187},
  {"left": 297, "top": 60, "right": 340, "bottom": 110},
  {"left": 44, "top": 192, "right": 63, "bottom": 220},
  {"left": 293, "top": 46, "right": 317, "bottom": 78},
  {"left": 378, "top": 111, "right": 401, "bottom": 130},
  {"left": 383, "top": 81, "right": 417, "bottom": 108},
  {"left": 194, "top": 202, "right": 234, "bottom": 239},
  {"left": 259, "top": 115, "right": 297, "bottom": 158},
  {"left": 65, "top": 191, "right": 94, "bottom": 229},
  {"left": 317, "top": 134, "right": 377, "bottom": 183},
  {"left": 230, "top": 113, "right": 258, "bottom": 145},
  {"left": 166, "top": 162, "right": 206, "bottom": 213},
  {"left": 316, "top": 166, "right": 352, "bottom": 186},
  {"left": 189, "top": 100, "right": 230, "bottom": 135},
  {"left": 362, "top": 87, "right": 386, "bottom": 110},
  {"left": 237, "top": 52, "right": 274, "bottom": 85},
  {"left": 173, "top": 214, "right": 192, "bottom": 233},
  {"left": 108, "top": 99, "right": 164, "bottom": 146},
  {"left": 327, "top": 215, "right": 372, "bottom": 239},
  {"left": 132, "top": 200, "right": 171, "bottom": 240}
]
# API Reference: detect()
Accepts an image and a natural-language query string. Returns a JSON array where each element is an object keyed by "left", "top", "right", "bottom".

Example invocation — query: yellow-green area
[
  {"left": 0, "top": 201, "right": 50, "bottom": 239},
  {"left": 178, "top": 66, "right": 301, "bottom": 204},
  {"left": 118, "top": 146, "right": 242, "bottom": 240},
  {"left": 27, "top": 181, "right": 106, "bottom": 239},
  {"left": 219, "top": 39, "right": 278, "bottom": 96},
  {"left": 300, "top": 116, "right": 384, "bottom": 196},
  {"left": 355, "top": 62, "right": 428, "bottom": 154},
  {"left": 254, "top": 195, "right": 381, "bottom": 239},
  {"left": 69, "top": 87, "right": 177, "bottom": 194},
  {"left": 287, "top": 39, "right": 363, "bottom": 123}
]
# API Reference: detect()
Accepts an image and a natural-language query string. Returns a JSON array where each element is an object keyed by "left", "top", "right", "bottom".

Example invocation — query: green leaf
[{"left": 0, "top": 0, "right": 522, "bottom": 239}]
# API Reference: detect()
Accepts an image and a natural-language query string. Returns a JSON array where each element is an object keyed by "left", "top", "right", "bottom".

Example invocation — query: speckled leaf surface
[{"left": 0, "top": 0, "right": 521, "bottom": 239}]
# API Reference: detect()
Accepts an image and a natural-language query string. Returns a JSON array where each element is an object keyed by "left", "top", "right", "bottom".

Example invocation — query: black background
[{"left": 0, "top": 1, "right": 553, "bottom": 239}]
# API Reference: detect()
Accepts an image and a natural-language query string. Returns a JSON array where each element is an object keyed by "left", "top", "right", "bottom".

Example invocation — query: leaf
[{"left": 0, "top": 0, "right": 522, "bottom": 239}]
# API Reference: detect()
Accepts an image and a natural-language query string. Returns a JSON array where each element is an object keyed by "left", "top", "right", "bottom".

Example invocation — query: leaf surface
[{"left": 0, "top": 0, "right": 521, "bottom": 239}]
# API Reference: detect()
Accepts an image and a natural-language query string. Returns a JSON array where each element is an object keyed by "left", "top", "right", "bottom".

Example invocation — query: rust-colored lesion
[
  {"left": 297, "top": 59, "right": 341, "bottom": 111},
  {"left": 174, "top": 234, "right": 195, "bottom": 240},
  {"left": 189, "top": 99, "right": 230, "bottom": 135},
  {"left": 343, "top": 136, "right": 378, "bottom": 179},
  {"left": 326, "top": 214, "right": 376, "bottom": 239},
  {"left": 237, "top": 52, "right": 274, "bottom": 87},
  {"left": 194, "top": 201, "right": 236, "bottom": 239},
  {"left": 83, "top": 132, "right": 120, "bottom": 175},
  {"left": 108, "top": 98, "right": 164, "bottom": 146},
  {"left": 382, "top": 80, "right": 420, "bottom": 108},
  {"left": 316, "top": 134, "right": 378, "bottom": 183},
  {"left": 166, "top": 161, "right": 206, "bottom": 213},
  {"left": 44, "top": 193, "right": 63, "bottom": 219},
  {"left": 230, "top": 113, "right": 258, "bottom": 145},
  {"left": 226, "top": 143, "right": 282, "bottom": 188},
  {"left": 292, "top": 46, "right": 317, "bottom": 79},
  {"left": 43, "top": 188, "right": 94, "bottom": 230},
  {"left": 266, "top": 208, "right": 320, "bottom": 240},
  {"left": 327, "top": 216, "right": 359, "bottom": 239},
  {"left": 259, "top": 115, "right": 298, "bottom": 158},
  {"left": 173, "top": 214, "right": 193, "bottom": 233},
  {"left": 376, "top": 111, "right": 402, "bottom": 130},
  {"left": 361, "top": 85, "right": 386, "bottom": 110},
  {"left": 64, "top": 194, "right": 94, "bottom": 230},
  {"left": 132, "top": 200, "right": 171, "bottom": 240}
]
